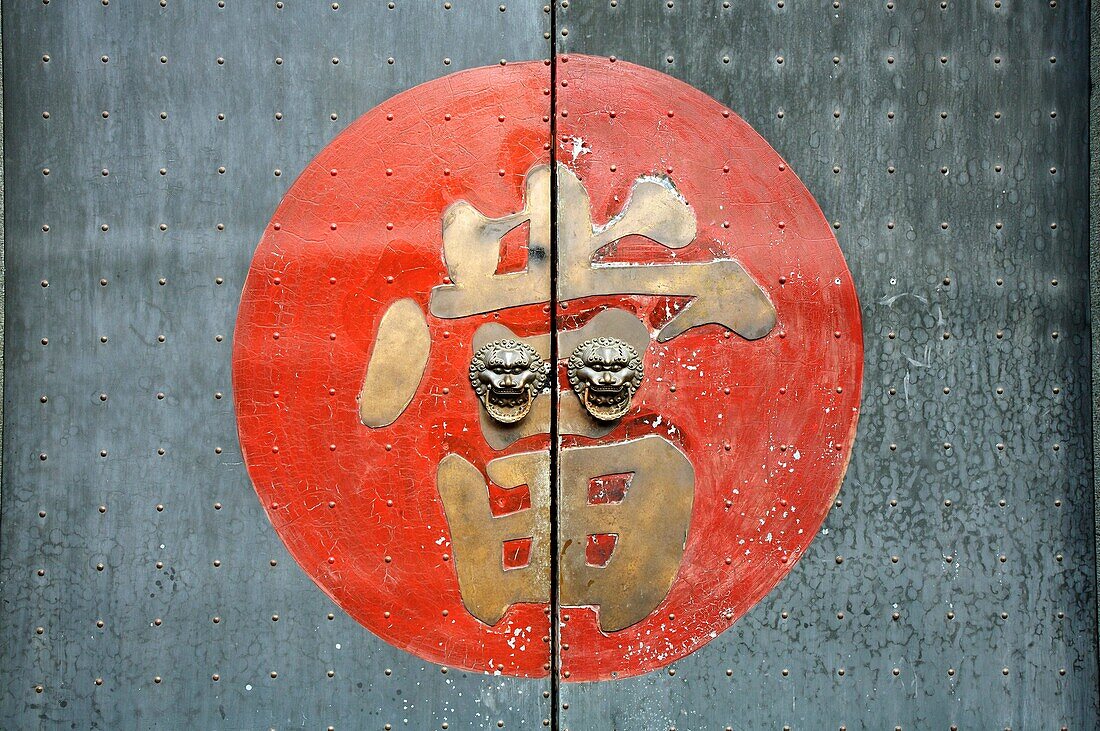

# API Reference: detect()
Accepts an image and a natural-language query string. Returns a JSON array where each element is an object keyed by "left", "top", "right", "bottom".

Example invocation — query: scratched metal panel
[
  {"left": 0, "top": 2, "right": 550, "bottom": 730},
  {"left": 557, "top": 1, "right": 1098, "bottom": 730}
]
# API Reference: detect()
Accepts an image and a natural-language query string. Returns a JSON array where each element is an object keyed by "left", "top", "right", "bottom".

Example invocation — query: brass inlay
[
  {"left": 558, "top": 436, "right": 694, "bottom": 632},
  {"left": 426, "top": 166, "right": 757, "bottom": 632},
  {"left": 431, "top": 165, "right": 550, "bottom": 319},
  {"left": 357, "top": 298, "right": 430, "bottom": 428},
  {"left": 437, "top": 451, "right": 550, "bottom": 626},
  {"left": 430, "top": 163, "right": 776, "bottom": 342},
  {"left": 556, "top": 307, "right": 650, "bottom": 358},
  {"left": 437, "top": 436, "right": 691, "bottom": 633}
]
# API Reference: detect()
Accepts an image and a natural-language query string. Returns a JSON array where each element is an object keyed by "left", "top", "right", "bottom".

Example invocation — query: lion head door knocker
[
  {"left": 567, "top": 336, "right": 645, "bottom": 421},
  {"left": 468, "top": 339, "right": 549, "bottom": 424}
]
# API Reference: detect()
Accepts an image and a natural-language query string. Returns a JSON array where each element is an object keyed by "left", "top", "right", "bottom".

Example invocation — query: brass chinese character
[
  {"left": 437, "top": 451, "right": 550, "bottom": 626},
  {"left": 430, "top": 164, "right": 776, "bottom": 342},
  {"left": 558, "top": 436, "right": 694, "bottom": 632},
  {"left": 437, "top": 436, "right": 693, "bottom": 631}
]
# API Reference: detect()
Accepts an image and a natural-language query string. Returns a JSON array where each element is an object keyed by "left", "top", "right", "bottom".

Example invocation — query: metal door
[
  {"left": 0, "top": 2, "right": 553, "bottom": 729},
  {"left": 555, "top": 2, "right": 1099, "bottom": 730},
  {"left": 2, "top": 2, "right": 1097, "bottom": 731}
]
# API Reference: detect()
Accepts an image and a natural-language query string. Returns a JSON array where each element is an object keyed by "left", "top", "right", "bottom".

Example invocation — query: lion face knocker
[
  {"left": 468, "top": 339, "right": 549, "bottom": 424},
  {"left": 567, "top": 336, "right": 645, "bottom": 422}
]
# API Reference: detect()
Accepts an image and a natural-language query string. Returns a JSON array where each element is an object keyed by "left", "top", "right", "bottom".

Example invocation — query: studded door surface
[
  {"left": 0, "top": 3, "right": 554, "bottom": 730},
  {"left": 555, "top": 2, "right": 1099, "bottom": 730},
  {"left": 1, "top": 3, "right": 1096, "bottom": 731}
]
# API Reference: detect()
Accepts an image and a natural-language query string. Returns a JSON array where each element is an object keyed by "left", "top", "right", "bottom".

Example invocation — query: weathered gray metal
[
  {"left": 1, "top": 1, "right": 1096, "bottom": 730},
  {"left": 0, "top": 2, "right": 551, "bottom": 729},
  {"left": 557, "top": 1, "right": 1099, "bottom": 729},
  {"left": 1090, "top": 2, "right": 1100, "bottom": 650}
]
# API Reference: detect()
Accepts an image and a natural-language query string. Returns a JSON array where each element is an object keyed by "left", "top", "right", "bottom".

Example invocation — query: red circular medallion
[{"left": 233, "top": 55, "right": 862, "bottom": 682}]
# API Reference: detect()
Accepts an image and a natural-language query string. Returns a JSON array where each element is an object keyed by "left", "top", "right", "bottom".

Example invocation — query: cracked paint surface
[{"left": 233, "top": 55, "right": 862, "bottom": 683}]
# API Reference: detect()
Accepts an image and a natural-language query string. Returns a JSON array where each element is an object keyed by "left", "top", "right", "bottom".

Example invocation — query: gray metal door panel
[
  {"left": 556, "top": 1, "right": 1098, "bottom": 730},
  {"left": 0, "top": 2, "right": 550, "bottom": 729},
  {"left": 2, "top": 1, "right": 1096, "bottom": 730}
]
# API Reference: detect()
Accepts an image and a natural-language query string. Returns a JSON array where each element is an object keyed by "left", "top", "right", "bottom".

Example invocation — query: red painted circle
[{"left": 234, "top": 56, "right": 862, "bottom": 682}]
